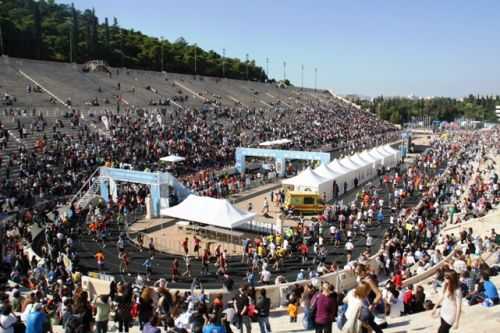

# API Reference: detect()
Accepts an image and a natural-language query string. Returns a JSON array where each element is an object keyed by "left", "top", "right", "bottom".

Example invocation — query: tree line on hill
[
  {"left": 0, "top": 0, "right": 269, "bottom": 81},
  {"left": 350, "top": 95, "right": 499, "bottom": 124}
]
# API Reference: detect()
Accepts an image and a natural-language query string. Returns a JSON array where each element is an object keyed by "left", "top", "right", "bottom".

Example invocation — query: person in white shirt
[
  {"left": 0, "top": 304, "right": 18, "bottom": 333},
  {"left": 260, "top": 268, "right": 272, "bottom": 284},
  {"left": 452, "top": 257, "right": 467, "bottom": 275},
  {"left": 366, "top": 233, "right": 373, "bottom": 249},
  {"left": 432, "top": 271, "right": 462, "bottom": 333},
  {"left": 343, "top": 281, "right": 371, "bottom": 331},
  {"left": 345, "top": 239, "right": 354, "bottom": 253}
]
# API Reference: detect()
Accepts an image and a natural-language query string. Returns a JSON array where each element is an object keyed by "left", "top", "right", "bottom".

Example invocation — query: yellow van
[{"left": 283, "top": 191, "right": 325, "bottom": 214}]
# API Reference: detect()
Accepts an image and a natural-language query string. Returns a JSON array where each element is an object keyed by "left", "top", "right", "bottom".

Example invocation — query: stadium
[{"left": 0, "top": 1, "right": 499, "bottom": 333}]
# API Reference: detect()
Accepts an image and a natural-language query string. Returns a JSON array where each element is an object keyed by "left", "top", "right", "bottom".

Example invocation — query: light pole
[
  {"left": 266, "top": 57, "right": 269, "bottom": 82},
  {"left": 283, "top": 61, "right": 286, "bottom": 81},
  {"left": 301, "top": 64, "right": 304, "bottom": 90},
  {"left": 0, "top": 23, "right": 4, "bottom": 56},
  {"left": 160, "top": 36, "right": 164, "bottom": 72},
  {"left": 194, "top": 43, "right": 197, "bottom": 75},
  {"left": 314, "top": 67, "right": 318, "bottom": 91},
  {"left": 245, "top": 53, "right": 249, "bottom": 80},
  {"left": 69, "top": 28, "right": 73, "bottom": 63},
  {"left": 222, "top": 48, "right": 226, "bottom": 77},
  {"left": 65, "top": 19, "right": 73, "bottom": 63}
]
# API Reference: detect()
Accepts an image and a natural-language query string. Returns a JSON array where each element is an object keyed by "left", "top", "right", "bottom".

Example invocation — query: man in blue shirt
[
  {"left": 481, "top": 273, "right": 499, "bottom": 304},
  {"left": 202, "top": 315, "right": 226, "bottom": 333},
  {"left": 26, "top": 303, "right": 51, "bottom": 333}
]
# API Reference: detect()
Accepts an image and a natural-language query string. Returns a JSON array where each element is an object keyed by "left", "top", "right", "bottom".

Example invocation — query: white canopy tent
[
  {"left": 160, "top": 155, "right": 186, "bottom": 163},
  {"left": 373, "top": 146, "right": 397, "bottom": 167},
  {"left": 160, "top": 194, "right": 255, "bottom": 229},
  {"left": 328, "top": 159, "right": 356, "bottom": 192},
  {"left": 259, "top": 139, "right": 292, "bottom": 146},
  {"left": 364, "top": 149, "right": 385, "bottom": 168},
  {"left": 350, "top": 153, "right": 375, "bottom": 181},
  {"left": 282, "top": 167, "right": 333, "bottom": 201},
  {"left": 339, "top": 157, "right": 365, "bottom": 184},
  {"left": 360, "top": 150, "right": 382, "bottom": 170},
  {"left": 314, "top": 164, "right": 349, "bottom": 196},
  {"left": 383, "top": 145, "right": 402, "bottom": 163}
]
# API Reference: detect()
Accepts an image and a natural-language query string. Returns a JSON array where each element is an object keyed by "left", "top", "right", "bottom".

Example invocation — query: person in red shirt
[
  {"left": 403, "top": 284, "right": 414, "bottom": 314},
  {"left": 392, "top": 270, "right": 403, "bottom": 289},
  {"left": 171, "top": 258, "right": 179, "bottom": 282},
  {"left": 182, "top": 237, "right": 189, "bottom": 256},
  {"left": 299, "top": 243, "right": 309, "bottom": 264},
  {"left": 193, "top": 236, "right": 201, "bottom": 258}
]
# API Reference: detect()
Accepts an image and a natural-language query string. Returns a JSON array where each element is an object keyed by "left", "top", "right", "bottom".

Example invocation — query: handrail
[{"left": 69, "top": 168, "right": 100, "bottom": 204}]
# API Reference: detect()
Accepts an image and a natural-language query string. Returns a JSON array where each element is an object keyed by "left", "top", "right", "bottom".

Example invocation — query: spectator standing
[
  {"left": 432, "top": 271, "right": 462, "bottom": 333},
  {"left": 314, "top": 282, "right": 337, "bottom": 333},
  {"left": 256, "top": 289, "right": 271, "bottom": 333}
]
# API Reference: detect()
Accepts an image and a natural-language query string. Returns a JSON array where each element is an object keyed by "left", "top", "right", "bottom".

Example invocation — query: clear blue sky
[{"left": 62, "top": 0, "right": 500, "bottom": 97}]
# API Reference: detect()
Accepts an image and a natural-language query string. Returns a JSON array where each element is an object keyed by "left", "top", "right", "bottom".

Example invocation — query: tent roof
[
  {"left": 328, "top": 159, "right": 352, "bottom": 175},
  {"left": 339, "top": 157, "right": 363, "bottom": 170},
  {"left": 351, "top": 153, "right": 372, "bottom": 167},
  {"left": 259, "top": 139, "right": 292, "bottom": 146},
  {"left": 360, "top": 150, "right": 381, "bottom": 163},
  {"left": 383, "top": 145, "right": 400, "bottom": 154},
  {"left": 282, "top": 167, "right": 330, "bottom": 186},
  {"left": 314, "top": 164, "right": 343, "bottom": 180},
  {"left": 374, "top": 146, "right": 394, "bottom": 157},
  {"left": 367, "top": 148, "right": 387, "bottom": 160},
  {"left": 160, "top": 155, "right": 186, "bottom": 163},
  {"left": 160, "top": 194, "right": 255, "bottom": 229}
]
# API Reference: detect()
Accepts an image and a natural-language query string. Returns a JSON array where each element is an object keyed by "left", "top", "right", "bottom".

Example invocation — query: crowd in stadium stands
[
  {"left": 0, "top": 91, "right": 398, "bottom": 207},
  {"left": 0, "top": 127, "right": 497, "bottom": 333}
]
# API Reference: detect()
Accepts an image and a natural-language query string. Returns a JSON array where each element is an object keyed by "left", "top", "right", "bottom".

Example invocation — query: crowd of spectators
[
  {"left": 0, "top": 90, "right": 398, "bottom": 208},
  {"left": 1, "top": 74, "right": 499, "bottom": 333}
]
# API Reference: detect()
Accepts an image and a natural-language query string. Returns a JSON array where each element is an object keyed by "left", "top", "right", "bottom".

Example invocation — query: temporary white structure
[
  {"left": 373, "top": 146, "right": 397, "bottom": 167},
  {"left": 350, "top": 153, "right": 375, "bottom": 181},
  {"left": 328, "top": 159, "right": 355, "bottom": 192},
  {"left": 360, "top": 150, "right": 382, "bottom": 170},
  {"left": 259, "top": 139, "right": 292, "bottom": 146},
  {"left": 314, "top": 164, "right": 349, "bottom": 195},
  {"left": 282, "top": 167, "right": 333, "bottom": 201},
  {"left": 160, "top": 155, "right": 186, "bottom": 163},
  {"left": 339, "top": 157, "right": 365, "bottom": 185},
  {"left": 382, "top": 145, "right": 402, "bottom": 163},
  {"left": 160, "top": 194, "right": 255, "bottom": 229},
  {"left": 364, "top": 149, "right": 385, "bottom": 168}
]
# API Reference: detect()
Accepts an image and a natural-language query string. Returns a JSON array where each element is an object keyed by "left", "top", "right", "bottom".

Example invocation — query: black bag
[{"left": 13, "top": 321, "right": 26, "bottom": 333}]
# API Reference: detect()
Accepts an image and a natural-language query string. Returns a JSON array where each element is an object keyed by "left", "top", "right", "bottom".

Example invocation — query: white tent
[
  {"left": 339, "top": 157, "right": 365, "bottom": 185},
  {"left": 259, "top": 139, "right": 292, "bottom": 146},
  {"left": 160, "top": 155, "right": 185, "bottom": 163},
  {"left": 314, "top": 163, "right": 349, "bottom": 195},
  {"left": 328, "top": 159, "right": 356, "bottom": 192},
  {"left": 282, "top": 167, "right": 333, "bottom": 201},
  {"left": 365, "top": 149, "right": 385, "bottom": 167},
  {"left": 383, "top": 145, "right": 402, "bottom": 163},
  {"left": 374, "top": 146, "right": 396, "bottom": 167},
  {"left": 350, "top": 153, "right": 375, "bottom": 180},
  {"left": 360, "top": 150, "right": 382, "bottom": 170},
  {"left": 160, "top": 194, "right": 255, "bottom": 229}
]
